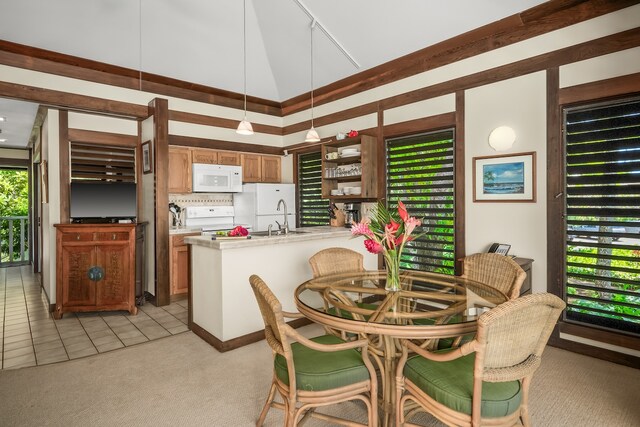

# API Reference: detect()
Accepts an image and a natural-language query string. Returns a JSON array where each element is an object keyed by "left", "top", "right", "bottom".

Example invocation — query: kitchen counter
[
  {"left": 184, "top": 226, "right": 352, "bottom": 248},
  {"left": 169, "top": 226, "right": 204, "bottom": 235},
  {"left": 185, "top": 225, "right": 376, "bottom": 351}
]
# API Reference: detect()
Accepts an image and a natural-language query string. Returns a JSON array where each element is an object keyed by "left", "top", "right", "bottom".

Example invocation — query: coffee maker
[{"left": 343, "top": 202, "right": 361, "bottom": 228}]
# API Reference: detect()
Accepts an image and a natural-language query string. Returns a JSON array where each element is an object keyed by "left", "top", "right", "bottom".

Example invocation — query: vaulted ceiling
[{"left": 0, "top": 0, "right": 548, "bottom": 148}]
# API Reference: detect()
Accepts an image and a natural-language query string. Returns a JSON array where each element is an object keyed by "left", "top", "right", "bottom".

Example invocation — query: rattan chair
[
  {"left": 461, "top": 253, "right": 526, "bottom": 300},
  {"left": 249, "top": 274, "right": 378, "bottom": 427},
  {"left": 309, "top": 247, "right": 365, "bottom": 277},
  {"left": 395, "top": 293, "right": 565, "bottom": 427}
]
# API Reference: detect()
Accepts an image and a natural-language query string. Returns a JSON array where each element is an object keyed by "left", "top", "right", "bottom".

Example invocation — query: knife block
[{"left": 330, "top": 209, "right": 346, "bottom": 227}]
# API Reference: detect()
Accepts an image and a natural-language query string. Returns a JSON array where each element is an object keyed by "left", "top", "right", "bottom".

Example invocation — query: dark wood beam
[
  {"left": 168, "top": 134, "right": 284, "bottom": 156},
  {"left": 68, "top": 129, "right": 138, "bottom": 147}
]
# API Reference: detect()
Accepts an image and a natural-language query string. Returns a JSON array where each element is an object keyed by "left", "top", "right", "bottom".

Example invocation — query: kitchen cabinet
[
  {"left": 54, "top": 224, "right": 137, "bottom": 319},
  {"left": 168, "top": 147, "right": 192, "bottom": 193},
  {"left": 241, "top": 154, "right": 281, "bottom": 183},
  {"left": 191, "top": 148, "right": 240, "bottom": 166},
  {"left": 170, "top": 233, "right": 199, "bottom": 296},
  {"left": 321, "top": 135, "right": 378, "bottom": 200},
  {"left": 241, "top": 154, "right": 262, "bottom": 182},
  {"left": 261, "top": 155, "right": 281, "bottom": 183}
]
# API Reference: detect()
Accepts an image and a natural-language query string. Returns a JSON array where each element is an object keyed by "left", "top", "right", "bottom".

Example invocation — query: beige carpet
[{"left": 0, "top": 325, "right": 638, "bottom": 426}]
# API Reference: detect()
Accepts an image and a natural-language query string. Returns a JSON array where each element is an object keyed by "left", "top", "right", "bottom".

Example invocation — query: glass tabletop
[{"left": 295, "top": 270, "right": 507, "bottom": 337}]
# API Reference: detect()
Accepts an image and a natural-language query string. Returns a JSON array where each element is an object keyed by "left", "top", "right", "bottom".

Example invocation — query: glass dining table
[{"left": 295, "top": 270, "right": 507, "bottom": 426}]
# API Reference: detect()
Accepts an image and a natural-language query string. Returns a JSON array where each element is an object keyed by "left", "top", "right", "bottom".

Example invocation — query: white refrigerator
[{"left": 233, "top": 183, "right": 296, "bottom": 232}]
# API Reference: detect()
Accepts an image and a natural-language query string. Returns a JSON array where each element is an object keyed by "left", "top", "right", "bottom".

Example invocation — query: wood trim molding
[
  {"left": 0, "top": 81, "right": 147, "bottom": 119},
  {"left": 150, "top": 98, "right": 170, "bottom": 307},
  {"left": 190, "top": 317, "right": 312, "bottom": 353},
  {"left": 549, "top": 327, "right": 640, "bottom": 369},
  {"left": 559, "top": 72, "right": 640, "bottom": 105},
  {"left": 168, "top": 134, "right": 284, "bottom": 156},
  {"left": 68, "top": 129, "right": 138, "bottom": 147},
  {"left": 454, "top": 92, "right": 465, "bottom": 276},
  {"left": 0, "top": 39, "right": 281, "bottom": 116},
  {"left": 280, "top": 0, "right": 640, "bottom": 115},
  {"left": 58, "top": 111, "right": 70, "bottom": 224},
  {"left": 168, "top": 110, "right": 282, "bottom": 136},
  {"left": 559, "top": 321, "right": 640, "bottom": 352},
  {"left": 382, "top": 112, "right": 456, "bottom": 138},
  {"left": 0, "top": 158, "right": 29, "bottom": 167}
]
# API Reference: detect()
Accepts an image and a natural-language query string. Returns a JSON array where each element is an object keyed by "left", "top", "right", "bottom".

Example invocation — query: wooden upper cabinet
[
  {"left": 168, "top": 147, "right": 192, "bottom": 193},
  {"left": 217, "top": 151, "right": 240, "bottom": 166},
  {"left": 261, "top": 156, "right": 281, "bottom": 183},
  {"left": 241, "top": 154, "right": 262, "bottom": 183},
  {"left": 191, "top": 149, "right": 218, "bottom": 164}
]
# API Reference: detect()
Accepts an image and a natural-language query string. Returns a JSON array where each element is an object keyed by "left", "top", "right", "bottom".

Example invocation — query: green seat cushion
[
  {"left": 404, "top": 352, "right": 522, "bottom": 418},
  {"left": 327, "top": 302, "right": 377, "bottom": 320},
  {"left": 274, "top": 334, "right": 370, "bottom": 391}
]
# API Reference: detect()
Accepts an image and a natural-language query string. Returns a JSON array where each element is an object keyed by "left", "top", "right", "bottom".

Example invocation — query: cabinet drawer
[
  {"left": 61, "top": 232, "right": 94, "bottom": 242},
  {"left": 94, "top": 232, "right": 131, "bottom": 241}
]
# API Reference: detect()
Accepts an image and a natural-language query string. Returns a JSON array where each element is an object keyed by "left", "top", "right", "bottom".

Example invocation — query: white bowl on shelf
[
  {"left": 351, "top": 187, "right": 362, "bottom": 195},
  {"left": 330, "top": 189, "right": 343, "bottom": 196},
  {"left": 342, "top": 147, "right": 359, "bottom": 153},
  {"left": 343, "top": 187, "right": 354, "bottom": 194}
]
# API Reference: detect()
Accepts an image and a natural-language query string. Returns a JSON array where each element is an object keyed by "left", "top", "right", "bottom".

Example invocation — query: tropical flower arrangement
[{"left": 351, "top": 201, "right": 422, "bottom": 291}]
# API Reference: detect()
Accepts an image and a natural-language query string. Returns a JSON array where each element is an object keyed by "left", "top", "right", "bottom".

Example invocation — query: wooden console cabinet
[{"left": 54, "top": 224, "right": 137, "bottom": 319}]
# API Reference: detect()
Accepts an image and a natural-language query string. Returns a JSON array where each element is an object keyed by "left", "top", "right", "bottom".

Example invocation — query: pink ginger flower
[
  {"left": 364, "top": 239, "right": 383, "bottom": 254},
  {"left": 404, "top": 216, "right": 422, "bottom": 236},
  {"left": 351, "top": 221, "right": 374, "bottom": 238}
]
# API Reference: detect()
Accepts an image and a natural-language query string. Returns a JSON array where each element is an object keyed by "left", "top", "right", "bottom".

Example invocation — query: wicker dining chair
[
  {"left": 249, "top": 274, "right": 378, "bottom": 427},
  {"left": 309, "top": 247, "right": 365, "bottom": 277},
  {"left": 461, "top": 253, "right": 527, "bottom": 300},
  {"left": 395, "top": 293, "right": 565, "bottom": 427}
]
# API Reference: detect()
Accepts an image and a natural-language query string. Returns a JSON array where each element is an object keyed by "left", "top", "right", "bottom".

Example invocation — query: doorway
[{"left": 0, "top": 165, "right": 30, "bottom": 267}]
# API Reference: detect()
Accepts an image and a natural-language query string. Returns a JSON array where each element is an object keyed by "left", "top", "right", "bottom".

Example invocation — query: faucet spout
[{"left": 276, "top": 199, "right": 289, "bottom": 233}]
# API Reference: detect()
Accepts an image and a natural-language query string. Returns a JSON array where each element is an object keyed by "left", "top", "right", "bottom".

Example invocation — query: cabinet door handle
[
  {"left": 76, "top": 234, "right": 80, "bottom": 240},
  {"left": 88, "top": 266, "right": 104, "bottom": 282},
  {"left": 112, "top": 233, "right": 116, "bottom": 240}
]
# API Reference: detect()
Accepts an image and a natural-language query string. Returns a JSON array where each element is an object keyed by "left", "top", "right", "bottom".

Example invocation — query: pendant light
[
  {"left": 236, "top": 0, "right": 254, "bottom": 135},
  {"left": 305, "top": 21, "right": 320, "bottom": 143}
]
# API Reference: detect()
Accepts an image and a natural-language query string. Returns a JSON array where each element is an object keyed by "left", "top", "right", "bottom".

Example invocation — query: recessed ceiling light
[
  {"left": 0, "top": 117, "right": 6, "bottom": 122},
  {"left": 0, "top": 138, "right": 7, "bottom": 143}
]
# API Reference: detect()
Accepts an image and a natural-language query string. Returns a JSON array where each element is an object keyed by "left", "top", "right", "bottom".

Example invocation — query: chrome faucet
[{"left": 275, "top": 199, "right": 289, "bottom": 234}]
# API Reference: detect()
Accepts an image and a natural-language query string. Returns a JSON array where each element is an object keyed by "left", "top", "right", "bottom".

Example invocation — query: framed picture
[
  {"left": 141, "top": 141, "right": 152, "bottom": 174},
  {"left": 473, "top": 151, "right": 536, "bottom": 202}
]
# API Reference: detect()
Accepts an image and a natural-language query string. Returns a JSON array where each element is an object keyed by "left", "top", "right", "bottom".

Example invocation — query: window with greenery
[
  {"left": 0, "top": 168, "right": 29, "bottom": 265},
  {"left": 564, "top": 97, "right": 640, "bottom": 335},
  {"left": 297, "top": 151, "right": 329, "bottom": 227},
  {"left": 386, "top": 129, "right": 455, "bottom": 275},
  {"left": 71, "top": 143, "right": 135, "bottom": 182}
]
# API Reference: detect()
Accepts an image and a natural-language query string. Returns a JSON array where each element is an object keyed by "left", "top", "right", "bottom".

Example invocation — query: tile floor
[{"left": 1, "top": 265, "right": 189, "bottom": 370}]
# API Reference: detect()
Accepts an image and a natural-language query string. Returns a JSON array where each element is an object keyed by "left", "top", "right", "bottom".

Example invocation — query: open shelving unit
[{"left": 321, "top": 135, "right": 378, "bottom": 200}]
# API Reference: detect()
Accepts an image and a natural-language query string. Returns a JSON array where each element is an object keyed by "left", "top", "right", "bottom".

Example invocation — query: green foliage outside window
[{"left": 0, "top": 169, "right": 29, "bottom": 262}]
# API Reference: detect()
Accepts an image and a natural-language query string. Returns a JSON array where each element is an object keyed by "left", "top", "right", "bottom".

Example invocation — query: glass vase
[{"left": 384, "top": 253, "right": 401, "bottom": 292}]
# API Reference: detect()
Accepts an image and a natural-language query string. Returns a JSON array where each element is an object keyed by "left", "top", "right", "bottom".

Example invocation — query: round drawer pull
[{"left": 88, "top": 266, "right": 105, "bottom": 282}]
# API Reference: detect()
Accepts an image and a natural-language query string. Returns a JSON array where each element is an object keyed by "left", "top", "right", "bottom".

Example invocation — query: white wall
[
  {"left": 140, "top": 117, "right": 155, "bottom": 295},
  {"left": 41, "top": 109, "right": 60, "bottom": 303},
  {"left": 465, "top": 72, "right": 547, "bottom": 292},
  {"left": 0, "top": 148, "right": 29, "bottom": 159}
]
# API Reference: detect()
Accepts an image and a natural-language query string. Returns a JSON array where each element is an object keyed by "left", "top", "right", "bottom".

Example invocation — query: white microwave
[{"left": 192, "top": 164, "right": 243, "bottom": 193}]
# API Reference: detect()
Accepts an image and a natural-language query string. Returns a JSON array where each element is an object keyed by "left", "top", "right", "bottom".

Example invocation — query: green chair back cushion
[
  {"left": 274, "top": 335, "right": 370, "bottom": 391},
  {"left": 404, "top": 352, "right": 522, "bottom": 418}
]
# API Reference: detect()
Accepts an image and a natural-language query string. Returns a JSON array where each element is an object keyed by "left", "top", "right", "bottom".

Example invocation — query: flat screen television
[{"left": 70, "top": 181, "right": 137, "bottom": 220}]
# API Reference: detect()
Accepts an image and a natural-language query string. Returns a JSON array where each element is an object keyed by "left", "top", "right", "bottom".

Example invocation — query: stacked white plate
[
  {"left": 340, "top": 148, "right": 361, "bottom": 157},
  {"left": 343, "top": 186, "right": 362, "bottom": 195}
]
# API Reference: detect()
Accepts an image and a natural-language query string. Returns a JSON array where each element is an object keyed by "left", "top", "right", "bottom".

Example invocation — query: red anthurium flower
[
  {"left": 364, "top": 239, "right": 383, "bottom": 254},
  {"left": 398, "top": 201, "right": 409, "bottom": 222}
]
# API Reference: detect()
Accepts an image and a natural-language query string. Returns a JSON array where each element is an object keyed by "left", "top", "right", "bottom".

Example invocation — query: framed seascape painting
[{"left": 473, "top": 151, "right": 536, "bottom": 202}]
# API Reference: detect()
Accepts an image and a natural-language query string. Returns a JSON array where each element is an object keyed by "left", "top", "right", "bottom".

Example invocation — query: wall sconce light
[{"left": 488, "top": 126, "right": 516, "bottom": 151}]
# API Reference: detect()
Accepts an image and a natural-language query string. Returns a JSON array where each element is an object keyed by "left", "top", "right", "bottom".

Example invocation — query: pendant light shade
[
  {"left": 237, "top": 119, "right": 254, "bottom": 135},
  {"left": 305, "top": 127, "right": 320, "bottom": 142},
  {"left": 236, "top": 0, "right": 254, "bottom": 136},
  {"left": 305, "top": 22, "right": 319, "bottom": 143}
]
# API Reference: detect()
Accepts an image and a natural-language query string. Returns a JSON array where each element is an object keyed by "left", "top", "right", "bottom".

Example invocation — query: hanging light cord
[
  {"left": 243, "top": 0, "right": 248, "bottom": 119},
  {"left": 310, "top": 22, "right": 314, "bottom": 128},
  {"left": 138, "top": 0, "right": 142, "bottom": 91}
]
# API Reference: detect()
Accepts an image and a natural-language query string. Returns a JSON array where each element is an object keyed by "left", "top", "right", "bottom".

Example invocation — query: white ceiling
[{"left": 0, "top": 0, "right": 548, "bottom": 148}]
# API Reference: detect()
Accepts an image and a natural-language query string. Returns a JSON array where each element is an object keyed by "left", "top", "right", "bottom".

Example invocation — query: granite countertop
[
  {"left": 184, "top": 226, "right": 353, "bottom": 249},
  {"left": 169, "top": 227, "right": 203, "bottom": 235}
]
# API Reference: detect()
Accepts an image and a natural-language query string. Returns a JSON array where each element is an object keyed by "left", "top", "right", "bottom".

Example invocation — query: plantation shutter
[
  {"left": 298, "top": 151, "right": 330, "bottom": 227},
  {"left": 386, "top": 129, "right": 455, "bottom": 275},
  {"left": 564, "top": 98, "right": 640, "bottom": 335},
  {"left": 70, "top": 143, "right": 136, "bottom": 182}
]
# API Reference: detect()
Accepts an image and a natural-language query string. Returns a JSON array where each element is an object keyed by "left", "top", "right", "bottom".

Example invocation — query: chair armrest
[
  {"left": 281, "top": 310, "right": 304, "bottom": 319},
  {"left": 404, "top": 338, "right": 477, "bottom": 362},
  {"left": 284, "top": 324, "right": 368, "bottom": 352}
]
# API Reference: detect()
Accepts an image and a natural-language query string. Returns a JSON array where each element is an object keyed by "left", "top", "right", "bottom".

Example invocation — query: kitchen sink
[{"left": 251, "top": 230, "right": 309, "bottom": 237}]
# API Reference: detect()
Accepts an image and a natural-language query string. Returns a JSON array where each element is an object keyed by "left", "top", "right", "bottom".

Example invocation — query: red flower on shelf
[{"left": 347, "top": 130, "right": 359, "bottom": 138}]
